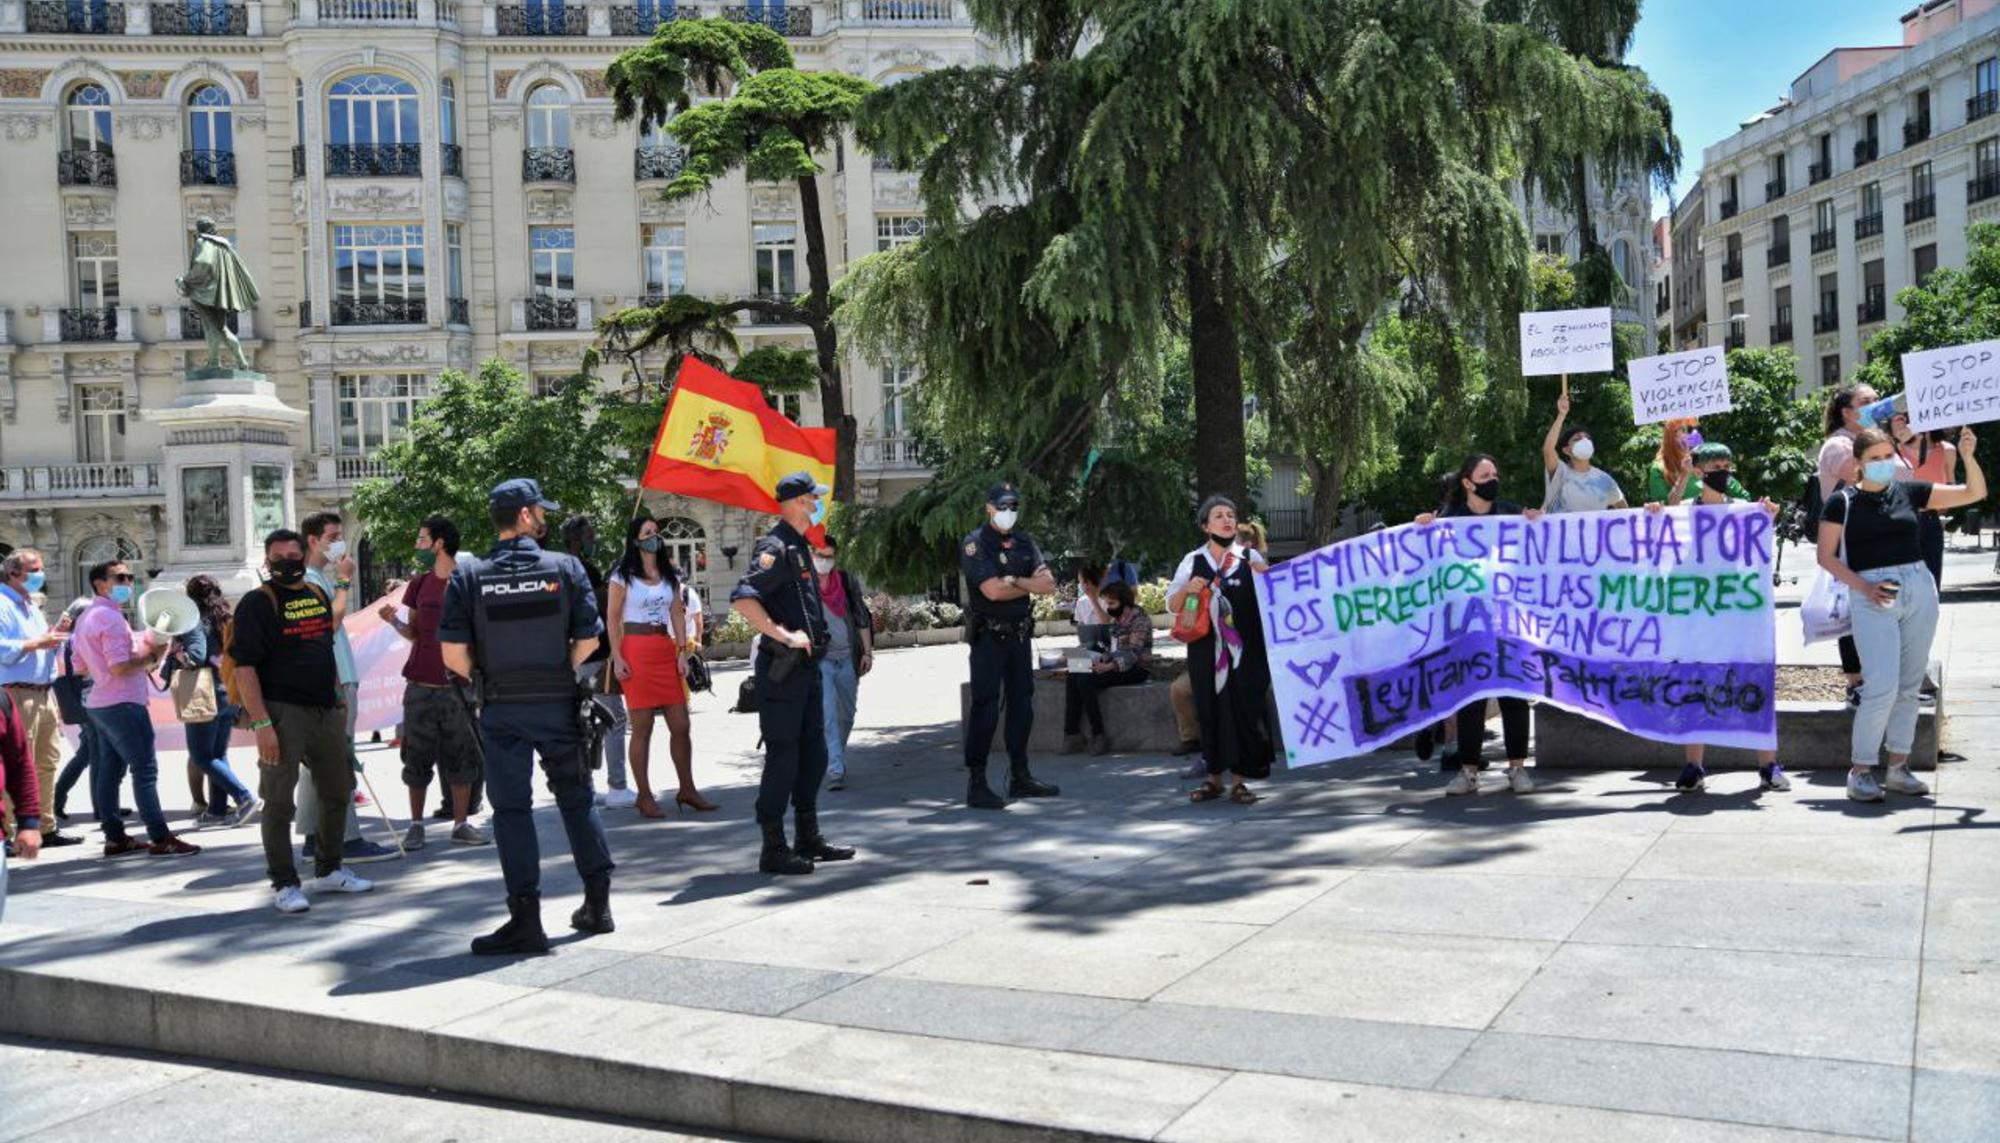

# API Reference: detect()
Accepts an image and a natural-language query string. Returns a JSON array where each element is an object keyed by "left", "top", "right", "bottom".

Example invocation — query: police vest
[{"left": 467, "top": 549, "right": 576, "bottom": 704}]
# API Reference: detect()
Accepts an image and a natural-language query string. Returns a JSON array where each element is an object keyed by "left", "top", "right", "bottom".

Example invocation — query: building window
[
  {"left": 642, "top": 224, "right": 686, "bottom": 299},
  {"left": 882, "top": 360, "right": 916, "bottom": 436},
  {"left": 65, "top": 83, "right": 113, "bottom": 153},
  {"left": 1979, "top": 137, "right": 2000, "bottom": 179},
  {"left": 328, "top": 73, "right": 419, "bottom": 145},
  {"left": 876, "top": 214, "right": 926, "bottom": 252},
  {"left": 772, "top": 392, "right": 804, "bottom": 421},
  {"left": 71, "top": 232, "right": 119, "bottom": 309},
  {"left": 1861, "top": 181, "right": 1881, "bottom": 218},
  {"left": 1980, "top": 57, "right": 1999, "bottom": 99},
  {"left": 446, "top": 224, "right": 464, "bottom": 300},
  {"left": 1814, "top": 199, "right": 1836, "bottom": 234},
  {"left": 530, "top": 226, "right": 575, "bottom": 297},
  {"left": 77, "top": 384, "right": 126, "bottom": 463},
  {"left": 186, "top": 85, "right": 233, "bottom": 155},
  {"left": 754, "top": 222, "right": 798, "bottom": 297},
  {"left": 440, "top": 77, "right": 457, "bottom": 146},
  {"left": 533, "top": 373, "right": 569, "bottom": 398},
  {"left": 332, "top": 224, "right": 426, "bottom": 323},
  {"left": 1915, "top": 243, "right": 1939, "bottom": 289},
  {"left": 1913, "top": 160, "right": 1934, "bottom": 201},
  {"left": 1534, "top": 233, "right": 1564, "bottom": 257},
  {"left": 337, "top": 373, "right": 431, "bottom": 457},
  {"left": 1820, "top": 354, "right": 1842, "bottom": 387},
  {"left": 527, "top": 84, "right": 572, "bottom": 150}
]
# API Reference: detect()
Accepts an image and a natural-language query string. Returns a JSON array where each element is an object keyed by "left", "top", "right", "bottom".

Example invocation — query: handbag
[
  {"left": 170, "top": 663, "right": 219, "bottom": 723},
  {"left": 1801, "top": 489, "right": 1855, "bottom": 645},
  {"left": 52, "top": 639, "right": 89, "bottom": 726}
]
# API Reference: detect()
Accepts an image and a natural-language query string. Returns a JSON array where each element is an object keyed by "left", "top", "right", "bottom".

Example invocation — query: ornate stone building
[{"left": 0, "top": 0, "right": 981, "bottom": 610}]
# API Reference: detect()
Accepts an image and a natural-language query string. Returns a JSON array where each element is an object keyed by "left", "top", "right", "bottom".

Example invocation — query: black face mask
[
  {"left": 1206, "top": 532, "right": 1234, "bottom": 548},
  {"left": 269, "top": 558, "right": 307, "bottom": 586},
  {"left": 1702, "top": 469, "right": 1734, "bottom": 493},
  {"left": 1471, "top": 479, "right": 1501, "bottom": 502}
]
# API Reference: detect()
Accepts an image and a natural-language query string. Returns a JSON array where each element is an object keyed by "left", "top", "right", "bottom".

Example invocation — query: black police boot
[
  {"left": 570, "top": 874, "right": 614, "bottom": 935},
  {"left": 1007, "top": 761, "right": 1061, "bottom": 799},
  {"left": 966, "top": 764, "right": 1008, "bottom": 810},
  {"left": 759, "top": 822, "right": 814, "bottom": 876},
  {"left": 794, "top": 810, "right": 854, "bottom": 862},
  {"left": 471, "top": 893, "right": 549, "bottom": 956}
]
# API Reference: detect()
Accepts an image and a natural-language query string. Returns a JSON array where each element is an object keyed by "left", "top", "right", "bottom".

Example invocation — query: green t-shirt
[{"left": 1645, "top": 462, "right": 1751, "bottom": 504}]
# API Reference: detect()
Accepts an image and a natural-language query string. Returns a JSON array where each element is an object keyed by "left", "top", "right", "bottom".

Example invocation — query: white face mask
[
  {"left": 325, "top": 540, "right": 347, "bottom": 561},
  {"left": 992, "top": 509, "right": 1019, "bottom": 532},
  {"left": 812, "top": 556, "right": 835, "bottom": 575},
  {"left": 1569, "top": 438, "right": 1595, "bottom": 462}
]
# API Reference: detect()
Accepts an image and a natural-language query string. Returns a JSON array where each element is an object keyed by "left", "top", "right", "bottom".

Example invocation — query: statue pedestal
[{"left": 149, "top": 368, "right": 307, "bottom": 599}]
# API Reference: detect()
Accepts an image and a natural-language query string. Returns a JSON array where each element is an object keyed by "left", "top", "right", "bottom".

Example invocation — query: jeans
[
  {"left": 184, "top": 706, "right": 252, "bottom": 808},
  {"left": 54, "top": 722, "right": 96, "bottom": 812},
  {"left": 88, "top": 702, "right": 169, "bottom": 843},
  {"left": 1848, "top": 560, "right": 1940, "bottom": 767},
  {"left": 820, "top": 655, "right": 858, "bottom": 777},
  {"left": 576, "top": 662, "right": 630, "bottom": 789}
]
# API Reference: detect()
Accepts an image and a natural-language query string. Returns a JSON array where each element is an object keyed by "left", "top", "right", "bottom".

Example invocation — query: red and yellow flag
[{"left": 640, "top": 359, "right": 836, "bottom": 516}]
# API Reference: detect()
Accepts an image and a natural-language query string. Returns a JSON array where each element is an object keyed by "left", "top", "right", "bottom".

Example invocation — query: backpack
[
  {"left": 1798, "top": 471, "right": 1827, "bottom": 540},
  {"left": 219, "top": 583, "right": 329, "bottom": 697},
  {"left": 52, "top": 637, "right": 90, "bottom": 726}
]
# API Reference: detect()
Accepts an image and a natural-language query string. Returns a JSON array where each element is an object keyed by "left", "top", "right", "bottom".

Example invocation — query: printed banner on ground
[
  {"left": 1902, "top": 339, "right": 2000, "bottom": 431},
  {"left": 1256, "top": 504, "right": 1779, "bottom": 767},
  {"left": 1627, "top": 347, "right": 1731, "bottom": 424},
  {"left": 1520, "top": 307, "right": 1614, "bottom": 376}
]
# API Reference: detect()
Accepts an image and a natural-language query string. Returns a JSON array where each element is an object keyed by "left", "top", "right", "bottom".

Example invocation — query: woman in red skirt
[{"left": 606, "top": 517, "right": 715, "bottom": 818}]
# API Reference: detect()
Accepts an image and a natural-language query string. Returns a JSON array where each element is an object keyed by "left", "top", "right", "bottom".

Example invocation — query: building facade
[
  {"left": 0, "top": 0, "right": 980, "bottom": 610},
  {"left": 1697, "top": 0, "right": 2000, "bottom": 388},
  {"left": 1669, "top": 181, "right": 1707, "bottom": 350}
]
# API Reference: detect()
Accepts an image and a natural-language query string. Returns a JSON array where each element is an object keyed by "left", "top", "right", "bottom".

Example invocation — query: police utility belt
[
  {"left": 966, "top": 613, "right": 1035, "bottom": 644},
  {"left": 760, "top": 637, "right": 826, "bottom": 684}
]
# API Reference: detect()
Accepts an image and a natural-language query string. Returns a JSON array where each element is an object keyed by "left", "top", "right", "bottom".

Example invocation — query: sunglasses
[{"left": 111, "top": 573, "right": 135, "bottom": 584}]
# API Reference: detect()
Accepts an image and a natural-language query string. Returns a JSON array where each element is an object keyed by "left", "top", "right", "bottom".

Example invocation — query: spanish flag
[{"left": 640, "top": 359, "right": 837, "bottom": 515}]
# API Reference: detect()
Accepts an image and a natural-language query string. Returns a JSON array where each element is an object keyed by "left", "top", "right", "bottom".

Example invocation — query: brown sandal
[
  {"left": 1190, "top": 780, "right": 1225, "bottom": 803},
  {"left": 1229, "top": 783, "right": 1259, "bottom": 805}
]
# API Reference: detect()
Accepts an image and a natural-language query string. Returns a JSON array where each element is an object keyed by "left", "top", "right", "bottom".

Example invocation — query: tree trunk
[
  {"left": 798, "top": 173, "right": 856, "bottom": 503},
  {"left": 1303, "top": 455, "right": 1348, "bottom": 548},
  {"left": 1185, "top": 249, "right": 1247, "bottom": 505},
  {"left": 1568, "top": 154, "right": 1598, "bottom": 259}
]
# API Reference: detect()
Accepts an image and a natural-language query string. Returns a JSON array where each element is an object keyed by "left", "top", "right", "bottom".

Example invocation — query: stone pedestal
[{"left": 148, "top": 367, "right": 307, "bottom": 599}]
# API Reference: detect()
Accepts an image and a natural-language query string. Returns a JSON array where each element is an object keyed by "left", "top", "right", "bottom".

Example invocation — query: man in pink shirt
[{"left": 70, "top": 559, "right": 199, "bottom": 858}]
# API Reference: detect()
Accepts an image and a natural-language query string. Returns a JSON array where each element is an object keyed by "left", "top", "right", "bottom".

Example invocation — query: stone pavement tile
[
  {"left": 1572, "top": 879, "right": 1926, "bottom": 959},
  {"left": 1925, "top": 829, "right": 2000, "bottom": 888},
  {"left": 1917, "top": 960, "right": 2000, "bottom": 1076},
  {"left": 0, "top": 890, "right": 208, "bottom": 934},
  {"left": 1627, "top": 831, "right": 1932, "bottom": 887},
  {"left": 1075, "top": 1000, "right": 1476, "bottom": 1089},
  {"left": 1155, "top": 929, "right": 1558, "bottom": 1029},
  {"left": 883, "top": 914, "right": 1260, "bottom": 1001},
  {"left": 1922, "top": 889, "right": 2000, "bottom": 964},
  {"left": 1660, "top": 794, "right": 1942, "bottom": 836},
  {"left": 1159, "top": 1071, "right": 1868, "bottom": 1143},
  {"left": 1372, "top": 824, "right": 1659, "bottom": 878},
  {"left": 557, "top": 952, "right": 865, "bottom": 1017},
  {"left": 1437, "top": 1031, "right": 1911, "bottom": 1140},
  {"left": 1279, "top": 870, "right": 1614, "bottom": 942},
  {"left": 0, "top": 1035, "right": 204, "bottom": 1137},
  {"left": 829, "top": 866, "right": 1103, "bottom": 914},
  {"left": 787, "top": 976, "right": 1137, "bottom": 1050},
  {"left": 1494, "top": 944, "right": 1919, "bottom": 1066},
  {"left": 1031, "top": 861, "right": 1356, "bottom": 927},
  {"left": 1911, "top": 1068, "right": 2000, "bottom": 1143},
  {"left": 659, "top": 898, "right": 999, "bottom": 974}
]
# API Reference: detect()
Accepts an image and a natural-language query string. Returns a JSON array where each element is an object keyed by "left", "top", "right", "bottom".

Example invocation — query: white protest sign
[
  {"left": 1626, "top": 346, "right": 1732, "bottom": 425},
  {"left": 1903, "top": 339, "right": 2000, "bottom": 431},
  {"left": 1520, "top": 307, "right": 1614, "bottom": 376}
]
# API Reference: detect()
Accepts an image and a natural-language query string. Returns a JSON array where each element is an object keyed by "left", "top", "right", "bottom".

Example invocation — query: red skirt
[{"left": 622, "top": 632, "right": 687, "bottom": 710}]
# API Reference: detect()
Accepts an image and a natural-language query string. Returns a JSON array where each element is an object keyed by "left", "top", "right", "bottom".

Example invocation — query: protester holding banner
[
  {"left": 608, "top": 516, "right": 712, "bottom": 819},
  {"left": 1414, "top": 456, "right": 1543, "bottom": 796},
  {"left": 1541, "top": 390, "right": 1629, "bottom": 513},
  {"left": 1818, "top": 386, "right": 1878, "bottom": 700},
  {"left": 1889, "top": 412, "right": 1959, "bottom": 592},
  {"left": 1817, "top": 426, "right": 1985, "bottom": 802},
  {"left": 1169, "top": 495, "right": 1273, "bottom": 804}
]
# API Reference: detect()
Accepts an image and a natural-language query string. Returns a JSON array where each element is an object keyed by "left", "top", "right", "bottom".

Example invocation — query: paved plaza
[{"left": 4, "top": 548, "right": 2000, "bottom": 1142}]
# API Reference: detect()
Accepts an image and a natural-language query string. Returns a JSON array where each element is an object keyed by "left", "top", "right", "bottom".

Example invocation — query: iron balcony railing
[
  {"left": 26, "top": 1, "right": 124, "bottom": 32},
  {"left": 1771, "top": 321, "right": 1793, "bottom": 343},
  {"left": 60, "top": 307, "right": 119, "bottom": 341},
  {"left": 298, "top": 299, "right": 312, "bottom": 327},
  {"left": 1905, "top": 117, "right": 1931, "bottom": 146},
  {"left": 496, "top": 4, "right": 586, "bottom": 33},
  {"left": 1810, "top": 228, "right": 1837, "bottom": 255},
  {"left": 722, "top": 4, "right": 810, "bottom": 34},
  {"left": 1857, "top": 287, "right": 1886, "bottom": 325},
  {"left": 150, "top": 2, "right": 246, "bottom": 33},
  {"left": 610, "top": 3, "right": 696, "bottom": 33},
  {"left": 635, "top": 145, "right": 686, "bottom": 180},
  {"left": 325, "top": 143, "right": 421, "bottom": 178},
  {"left": 1767, "top": 242, "right": 1791, "bottom": 266},
  {"left": 332, "top": 298, "right": 427, "bottom": 325},
  {"left": 1853, "top": 138, "right": 1879, "bottom": 168},
  {"left": 1855, "top": 212, "right": 1884, "bottom": 240},
  {"left": 1765, "top": 177, "right": 1786, "bottom": 201},
  {"left": 1721, "top": 256, "right": 1743, "bottom": 283},
  {"left": 57, "top": 150, "right": 116, "bottom": 187},
  {"left": 1968, "top": 90, "right": 1999, "bottom": 123},
  {"left": 523, "top": 147, "right": 576, "bottom": 183},
  {"left": 447, "top": 297, "right": 469, "bottom": 326},
  {"left": 1718, "top": 197, "right": 1738, "bottom": 220},
  {"left": 442, "top": 143, "right": 462, "bottom": 178},
  {"left": 1907, "top": 194, "right": 1937, "bottom": 223},
  {"left": 1809, "top": 159, "right": 1831, "bottom": 184},
  {"left": 180, "top": 149, "right": 235, "bottom": 187},
  {"left": 525, "top": 295, "right": 579, "bottom": 330},
  {"left": 1970, "top": 171, "right": 2000, "bottom": 205},
  {"left": 1813, "top": 309, "right": 1839, "bottom": 335},
  {"left": 292, "top": 144, "right": 305, "bottom": 178}
]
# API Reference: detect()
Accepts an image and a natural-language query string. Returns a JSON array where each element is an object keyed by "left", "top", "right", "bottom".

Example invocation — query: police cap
[
  {"left": 987, "top": 481, "right": 1021, "bottom": 509},
  {"left": 774, "top": 471, "right": 828, "bottom": 503},
  {"left": 489, "top": 477, "right": 559, "bottom": 512}
]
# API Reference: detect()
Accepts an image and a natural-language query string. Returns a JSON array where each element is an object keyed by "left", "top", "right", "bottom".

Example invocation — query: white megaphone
[{"left": 138, "top": 589, "right": 201, "bottom": 639}]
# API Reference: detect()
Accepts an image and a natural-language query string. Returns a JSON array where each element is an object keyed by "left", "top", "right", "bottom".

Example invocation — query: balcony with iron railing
[
  {"left": 57, "top": 150, "right": 116, "bottom": 188},
  {"left": 56, "top": 306, "right": 121, "bottom": 342},
  {"left": 1655, "top": 291, "right": 1670, "bottom": 317},
  {"left": 442, "top": 143, "right": 462, "bottom": 178},
  {"left": 298, "top": 299, "right": 312, "bottom": 327},
  {"left": 1765, "top": 176, "right": 1786, "bottom": 201},
  {"left": 447, "top": 297, "right": 468, "bottom": 326},
  {"left": 1810, "top": 228, "right": 1837, "bottom": 255},
  {"left": 291, "top": 144, "right": 305, "bottom": 179},
  {"left": 523, "top": 147, "right": 576, "bottom": 184},
  {"left": 744, "top": 291, "right": 804, "bottom": 325},
  {"left": 1718, "top": 197, "right": 1738, "bottom": 220},
  {"left": 180, "top": 149, "right": 234, "bottom": 187},
  {"left": 331, "top": 297, "right": 427, "bottom": 326},
  {"left": 496, "top": 3, "right": 585, "bottom": 33},
  {"left": 635, "top": 145, "right": 686, "bottom": 181},
  {"left": 1767, "top": 242, "right": 1791, "bottom": 267},
  {"left": 325, "top": 143, "right": 421, "bottom": 178},
  {"left": 1905, "top": 117, "right": 1931, "bottom": 146},
  {"left": 0, "top": 463, "right": 162, "bottom": 503},
  {"left": 1721, "top": 256, "right": 1743, "bottom": 283},
  {"left": 1971, "top": 170, "right": 2000, "bottom": 205},
  {"left": 1853, "top": 138, "right": 1878, "bottom": 168},
  {"left": 25, "top": 1, "right": 124, "bottom": 32},
  {"left": 722, "top": 4, "right": 810, "bottom": 34},
  {"left": 610, "top": 3, "right": 696, "bottom": 33},
  {"left": 1855, "top": 211, "right": 1884, "bottom": 240},
  {"left": 150, "top": 2, "right": 248, "bottom": 33},
  {"left": 1813, "top": 309, "right": 1839, "bottom": 335},
  {"left": 1969, "top": 90, "right": 1999, "bottom": 123},
  {"left": 1907, "top": 194, "right": 1937, "bottom": 224},
  {"left": 517, "top": 294, "right": 589, "bottom": 331},
  {"left": 1809, "top": 160, "right": 1831, "bottom": 184},
  {"left": 855, "top": 0, "right": 958, "bottom": 21},
  {"left": 858, "top": 434, "right": 928, "bottom": 472},
  {"left": 1857, "top": 286, "right": 1886, "bottom": 326},
  {"left": 1771, "top": 320, "right": 1793, "bottom": 343},
  {"left": 289, "top": 0, "right": 442, "bottom": 25}
]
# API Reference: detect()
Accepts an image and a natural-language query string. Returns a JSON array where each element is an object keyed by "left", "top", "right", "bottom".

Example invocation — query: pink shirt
[
  {"left": 1816, "top": 428, "right": 1857, "bottom": 500},
  {"left": 72, "top": 595, "right": 153, "bottom": 709}
]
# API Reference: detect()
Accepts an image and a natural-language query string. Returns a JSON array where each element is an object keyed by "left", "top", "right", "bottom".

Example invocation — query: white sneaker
[
  {"left": 1847, "top": 770, "right": 1885, "bottom": 803},
  {"left": 310, "top": 867, "right": 374, "bottom": 894},
  {"left": 274, "top": 885, "right": 311, "bottom": 914},
  {"left": 1507, "top": 768, "right": 1536, "bottom": 794},
  {"left": 604, "top": 787, "right": 639, "bottom": 809},
  {"left": 1445, "top": 770, "right": 1479, "bottom": 796},
  {"left": 1883, "top": 766, "right": 1931, "bottom": 797}
]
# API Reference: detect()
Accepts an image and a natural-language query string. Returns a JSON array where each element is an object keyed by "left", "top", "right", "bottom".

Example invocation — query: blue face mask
[
  {"left": 1863, "top": 459, "right": 1899, "bottom": 485},
  {"left": 110, "top": 583, "right": 134, "bottom": 605},
  {"left": 22, "top": 571, "right": 45, "bottom": 594}
]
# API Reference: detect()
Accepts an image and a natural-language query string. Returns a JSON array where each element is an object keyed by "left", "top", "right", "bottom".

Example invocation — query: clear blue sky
[{"left": 1629, "top": 0, "right": 1910, "bottom": 215}]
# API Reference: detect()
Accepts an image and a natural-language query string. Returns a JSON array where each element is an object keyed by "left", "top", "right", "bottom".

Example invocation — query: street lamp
[{"left": 1698, "top": 314, "right": 1746, "bottom": 348}]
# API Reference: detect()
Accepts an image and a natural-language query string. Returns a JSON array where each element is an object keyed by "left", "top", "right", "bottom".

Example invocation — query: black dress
[{"left": 1184, "top": 547, "right": 1274, "bottom": 779}]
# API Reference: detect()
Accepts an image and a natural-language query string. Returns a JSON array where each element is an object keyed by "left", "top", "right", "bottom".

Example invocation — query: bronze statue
[{"left": 176, "top": 217, "right": 260, "bottom": 370}]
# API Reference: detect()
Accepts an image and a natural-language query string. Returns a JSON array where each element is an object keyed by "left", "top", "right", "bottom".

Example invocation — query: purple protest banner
[{"left": 1257, "top": 504, "right": 1779, "bottom": 766}]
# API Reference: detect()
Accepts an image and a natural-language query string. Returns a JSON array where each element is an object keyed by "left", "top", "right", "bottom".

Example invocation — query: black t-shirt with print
[
  {"left": 227, "top": 582, "right": 341, "bottom": 708},
  {"left": 1820, "top": 481, "right": 1932, "bottom": 573}
]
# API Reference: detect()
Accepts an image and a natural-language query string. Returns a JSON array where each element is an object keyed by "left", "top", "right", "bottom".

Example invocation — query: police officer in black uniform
[
  {"left": 731, "top": 472, "right": 854, "bottom": 875},
  {"left": 440, "top": 478, "right": 615, "bottom": 955},
  {"left": 961, "top": 481, "right": 1061, "bottom": 809}
]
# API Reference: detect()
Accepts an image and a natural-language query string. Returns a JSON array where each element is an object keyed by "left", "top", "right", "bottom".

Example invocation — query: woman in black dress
[{"left": 1168, "top": 495, "right": 1273, "bottom": 804}]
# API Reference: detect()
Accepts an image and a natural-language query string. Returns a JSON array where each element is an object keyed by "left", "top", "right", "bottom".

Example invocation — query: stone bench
[{"left": 958, "top": 669, "right": 1190, "bottom": 755}]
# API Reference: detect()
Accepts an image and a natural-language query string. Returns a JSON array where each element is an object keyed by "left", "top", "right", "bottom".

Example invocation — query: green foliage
[
  {"left": 351, "top": 358, "right": 626, "bottom": 555},
  {"left": 1692, "top": 348, "right": 1823, "bottom": 503},
  {"left": 729, "top": 345, "right": 819, "bottom": 394}
]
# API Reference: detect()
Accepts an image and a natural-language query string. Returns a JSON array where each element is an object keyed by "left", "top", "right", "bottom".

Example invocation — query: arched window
[
  {"left": 1611, "top": 238, "right": 1636, "bottom": 288},
  {"left": 187, "top": 85, "right": 233, "bottom": 154},
  {"left": 73, "top": 536, "right": 143, "bottom": 606},
  {"left": 653, "top": 517, "right": 707, "bottom": 587},
  {"left": 440, "top": 77, "right": 457, "bottom": 146},
  {"left": 65, "top": 84, "right": 113, "bottom": 153},
  {"left": 327, "top": 73, "right": 419, "bottom": 146},
  {"left": 527, "top": 84, "right": 572, "bottom": 150}
]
